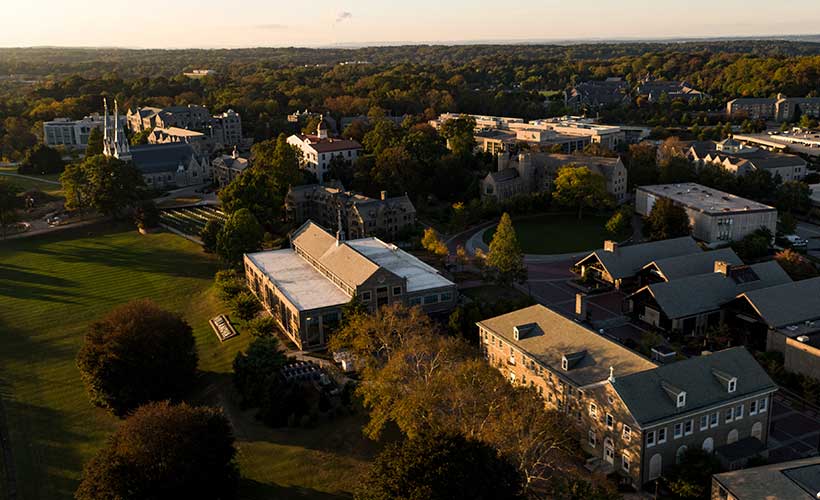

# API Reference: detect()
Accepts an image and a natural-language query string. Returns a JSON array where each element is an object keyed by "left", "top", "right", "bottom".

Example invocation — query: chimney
[
  {"left": 380, "top": 190, "right": 387, "bottom": 201},
  {"left": 603, "top": 240, "right": 618, "bottom": 254},
  {"left": 575, "top": 293, "right": 588, "bottom": 320},
  {"left": 714, "top": 260, "right": 731, "bottom": 276}
]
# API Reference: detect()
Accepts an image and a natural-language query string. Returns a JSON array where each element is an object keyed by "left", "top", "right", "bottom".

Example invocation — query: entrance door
[
  {"left": 648, "top": 453, "right": 662, "bottom": 480},
  {"left": 603, "top": 439, "right": 614, "bottom": 465}
]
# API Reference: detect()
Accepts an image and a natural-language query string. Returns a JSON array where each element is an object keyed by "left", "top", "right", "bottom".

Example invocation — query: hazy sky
[{"left": 2, "top": 0, "right": 820, "bottom": 48}]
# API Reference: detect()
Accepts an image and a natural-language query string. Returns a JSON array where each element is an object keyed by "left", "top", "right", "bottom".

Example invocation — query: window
[
  {"left": 360, "top": 291, "right": 371, "bottom": 302},
  {"left": 423, "top": 294, "right": 439, "bottom": 305},
  {"left": 728, "top": 378, "right": 737, "bottom": 393},
  {"left": 677, "top": 392, "right": 687, "bottom": 408},
  {"left": 700, "top": 415, "right": 708, "bottom": 431},
  {"left": 621, "top": 453, "right": 631, "bottom": 472},
  {"left": 589, "top": 403, "right": 598, "bottom": 418},
  {"left": 622, "top": 425, "right": 632, "bottom": 442},
  {"left": 440, "top": 292, "right": 453, "bottom": 302},
  {"left": 588, "top": 430, "right": 597, "bottom": 448},
  {"left": 710, "top": 412, "right": 719, "bottom": 428},
  {"left": 735, "top": 404, "right": 744, "bottom": 420},
  {"left": 646, "top": 430, "right": 656, "bottom": 447},
  {"left": 561, "top": 358, "right": 568, "bottom": 371},
  {"left": 392, "top": 286, "right": 402, "bottom": 296},
  {"left": 409, "top": 296, "right": 422, "bottom": 306},
  {"left": 750, "top": 400, "right": 758, "bottom": 415},
  {"left": 725, "top": 407, "right": 734, "bottom": 423},
  {"left": 759, "top": 397, "right": 768, "bottom": 413},
  {"left": 674, "top": 422, "right": 683, "bottom": 439},
  {"left": 658, "top": 428, "right": 667, "bottom": 444},
  {"left": 684, "top": 420, "right": 693, "bottom": 436},
  {"left": 605, "top": 413, "right": 614, "bottom": 430}
]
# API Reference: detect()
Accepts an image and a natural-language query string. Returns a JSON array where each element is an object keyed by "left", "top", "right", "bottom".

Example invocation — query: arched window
[
  {"left": 702, "top": 437, "right": 714, "bottom": 453},
  {"left": 676, "top": 445, "right": 688, "bottom": 465},
  {"left": 751, "top": 422, "right": 763, "bottom": 440},
  {"left": 727, "top": 429, "right": 739, "bottom": 445},
  {"left": 648, "top": 453, "right": 662, "bottom": 480}
]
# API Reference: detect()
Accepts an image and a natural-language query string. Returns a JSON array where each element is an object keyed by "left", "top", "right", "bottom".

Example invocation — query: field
[
  {"left": 0, "top": 223, "right": 375, "bottom": 499},
  {"left": 0, "top": 168, "right": 63, "bottom": 197},
  {"left": 484, "top": 213, "right": 611, "bottom": 254}
]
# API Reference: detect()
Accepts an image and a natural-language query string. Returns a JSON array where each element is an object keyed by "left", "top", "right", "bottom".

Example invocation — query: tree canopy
[
  {"left": 76, "top": 299, "right": 198, "bottom": 416},
  {"left": 216, "top": 208, "right": 263, "bottom": 266},
  {"left": 643, "top": 198, "right": 691, "bottom": 241},
  {"left": 357, "top": 432, "right": 524, "bottom": 500},
  {"left": 59, "top": 155, "right": 145, "bottom": 217},
  {"left": 75, "top": 401, "right": 238, "bottom": 500},
  {"left": 552, "top": 166, "right": 612, "bottom": 219}
]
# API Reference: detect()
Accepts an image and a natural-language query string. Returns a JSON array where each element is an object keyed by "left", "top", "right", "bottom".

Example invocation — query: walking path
[{"left": 0, "top": 171, "right": 60, "bottom": 185}]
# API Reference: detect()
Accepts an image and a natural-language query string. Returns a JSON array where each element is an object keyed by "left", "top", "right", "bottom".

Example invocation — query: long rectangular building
[
  {"left": 244, "top": 221, "right": 457, "bottom": 350},
  {"left": 478, "top": 304, "right": 777, "bottom": 489},
  {"left": 635, "top": 183, "right": 777, "bottom": 246}
]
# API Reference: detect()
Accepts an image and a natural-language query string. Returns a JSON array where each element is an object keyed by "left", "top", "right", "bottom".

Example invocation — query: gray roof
[
  {"left": 739, "top": 276, "right": 820, "bottom": 328},
  {"left": 576, "top": 237, "right": 702, "bottom": 280},
  {"left": 645, "top": 248, "right": 743, "bottom": 281},
  {"left": 477, "top": 304, "right": 656, "bottom": 387},
  {"left": 488, "top": 168, "right": 521, "bottom": 183},
  {"left": 713, "top": 456, "right": 820, "bottom": 500},
  {"left": 129, "top": 143, "right": 198, "bottom": 174},
  {"left": 612, "top": 347, "right": 777, "bottom": 426},
  {"left": 639, "top": 261, "right": 791, "bottom": 319}
]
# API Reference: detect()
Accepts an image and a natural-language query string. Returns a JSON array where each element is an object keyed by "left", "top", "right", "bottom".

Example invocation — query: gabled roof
[
  {"left": 612, "top": 347, "right": 777, "bottom": 426},
  {"left": 477, "top": 304, "right": 656, "bottom": 387},
  {"left": 291, "top": 221, "right": 380, "bottom": 287},
  {"left": 737, "top": 277, "right": 820, "bottom": 328},
  {"left": 487, "top": 168, "right": 521, "bottom": 183},
  {"left": 129, "top": 143, "right": 199, "bottom": 174},
  {"left": 575, "top": 237, "right": 702, "bottom": 280},
  {"left": 635, "top": 261, "right": 791, "bottom": 319},
  {"left": 292, "top": 134, "right": 362, "bottom": 153},
  {"left": 643, "top": 248, "right": 742, "bottom": 282}
]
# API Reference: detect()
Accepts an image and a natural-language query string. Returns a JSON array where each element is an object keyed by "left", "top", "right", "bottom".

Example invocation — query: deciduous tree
[
  {"left": 216, "top": 208, "right": 263, "bottom": 266},
  {"left": 75, "top": 401, "right": 238, "bottom": 500},
  {"left": 0, "top": 178, "right": 21, "bottom": 239},
  {"left": 643, "top": 198, "right": 691, "bottom": 241},
  {"left": 76, "top": 300, "right": 198, "bottom": 416},
  {"left": 552, "top": 166, "right": 612, "bottom": 219}
]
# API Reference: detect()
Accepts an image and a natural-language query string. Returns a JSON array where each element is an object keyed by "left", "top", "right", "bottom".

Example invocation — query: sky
[{"left": 2, "top": 0, "right": 820, "bottom": 48}]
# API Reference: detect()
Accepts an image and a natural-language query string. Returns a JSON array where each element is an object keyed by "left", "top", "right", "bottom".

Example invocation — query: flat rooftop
[
  {"left": 713, "top": 456, "right": 820, "bottom": 499},
  {"left": 346, "top": 238, "right": 455, "bottom": 293},
  {"left": 638, "top": 183, "right": 775, "bottom": 215},
  {"left": 246, "top": 249, "right": 351, "bottom": 312}
]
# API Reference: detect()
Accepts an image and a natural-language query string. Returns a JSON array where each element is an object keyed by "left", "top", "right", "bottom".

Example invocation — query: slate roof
[
  {"left": 637, "top": 261, "right": 791, "bottom": 319},
  {"left": 477, "top": 304, "right": 656, "bottom": 387},
  {"left": 644, "top": 248, "right": 743, "bottom": 281},
  {"left": 488, "top": 168, "right": 521, "bottom": 183},
  {"left": 576, "top": 237, "right": 702, "bottom": 280},
  {"left": 612, "top": 347, "right": 777, "bottom": 426},
  {"left": 738, "top": 277, "right": 820, "bottom": 328},
  {"left": 713, "top": 456, "right": 820, "bottom": 500},
  {"left": 294, "top": 134, "right": 362, "bottom": 153},
  {"left": 129, "top": 143, "right": 198, "bottom": 174}
]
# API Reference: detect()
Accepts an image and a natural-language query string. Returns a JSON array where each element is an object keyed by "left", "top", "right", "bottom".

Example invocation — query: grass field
[
  {"left": 0, "top": 223, "right": 375, "bottom": 499},
  {"left": 0, "top": 169, "right": 64, "bottom": 196},
  {"left": 484, "top": 213, "right": 611, "bottom": 254}
]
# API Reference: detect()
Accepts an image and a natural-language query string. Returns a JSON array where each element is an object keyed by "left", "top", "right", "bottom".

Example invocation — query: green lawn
[
  {"left": 484, "top": 213, "right": 611, "bottom": 254},
  {"left": 0, "top": 170, "right": 63, "bottom": 196},
  {"left": 0, "top": 223, "right": 375, "bottom": 500}
]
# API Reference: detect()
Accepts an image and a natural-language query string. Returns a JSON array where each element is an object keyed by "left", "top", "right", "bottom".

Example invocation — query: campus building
[
  {"left": 127, "top": 105, "right": 243, "bottom": 149},
  {"left": 42, "top": 113, "right": 125, "bottom": 150},
  {"left": 636, "top": 78, "right": 707, "bottom": 103},
  {"left": 564, "top": 78, "right": 630, "bottom": 110},
  {"left": 711, "top": 456, "right": 820, "bottom": 500},
  {"left": 727, "top": 94, "right": 820, "bottom": 122},
  {"left": 287, "top": 116, "right": 362, "bottom": 183},
  {"left": 244, "top": 221, "right": 456, "bottom": 350},
  {"left": 478, "top": 305, "right": 776, "bottom": 489},
  {"left": 687, "top": 138, "right": 807, "bottom": 182},
  {"left": 286, "top": 184, "right": 416, "bottom": 239},
  {"left": 212, "top": 148, "right": 250, "bottom": 187},
  {"left": 635, "top": 183, "right": 778, "bottom": 246}
]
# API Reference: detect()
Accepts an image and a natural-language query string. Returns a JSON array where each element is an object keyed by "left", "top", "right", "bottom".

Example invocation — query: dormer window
[
  {"left": 677, "top": 392, "right": 687, "bottom": 408},
  {"left": 728, "top": 378, "right": 737, "bottom": 393},
  {"left": 561, "top": 357, "right": 568, "bottom": 371}
]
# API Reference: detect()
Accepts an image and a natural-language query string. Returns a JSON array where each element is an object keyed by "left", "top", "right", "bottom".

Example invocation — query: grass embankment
[{"left": 0, "top": 223, "right": 374, "bottom": 500}]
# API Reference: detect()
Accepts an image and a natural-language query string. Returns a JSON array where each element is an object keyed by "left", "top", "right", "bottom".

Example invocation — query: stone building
[
  {"left": 478, "top": 304, "right": 777, "bottom": 489},
  {"left": 244, "top": 221, "right": 456, "bottom": 350},
  {"left": 564, "top": 78, "right": 630, "bottom": 110},
  {"left": 635, "top": 183, "right": 778, "bottom": 246},
  {"left": 127, "top": 105, "right": 243, "bottom": 149},
  {"left": 636, "top": 78, "right": 707, "bottom": 103},
  {"left": 212, "top": 147, "right": 250, "bottom": 187},
  {"left": 286, "top": 183, "right": 416, "bottom": 239},
  {"left": 727, "top": 94, "right": 820, "bottom": 122}
]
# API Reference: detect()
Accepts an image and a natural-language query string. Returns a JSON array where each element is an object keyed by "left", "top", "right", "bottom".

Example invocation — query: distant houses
[
  {"left": 727, "top": 94, "right": 820, "bottom": 122},
  {"left": 687, "top": 138, "right": 807, "bottom": 182}
]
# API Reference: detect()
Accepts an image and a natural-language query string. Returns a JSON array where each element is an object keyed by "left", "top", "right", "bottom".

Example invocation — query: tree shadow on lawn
[
  {"left": 0, "top": 263, "right": 84, "bottom": 304},
  {"left": 191, "top": 371, "right": 381, "bottom": 463},
  {"left": 239, "top": 478, "right": 352, "bottom": 500},
  {"left": 1, "top": 397, "right": 95, "bottom": 500},
  {"left": 0, "top": 316, "right": 78, "bottom": 367}
]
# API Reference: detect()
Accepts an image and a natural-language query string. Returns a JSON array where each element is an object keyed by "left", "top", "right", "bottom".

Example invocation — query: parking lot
[{"left": 767, "top": 393, "right": 820, "bottom": 462}]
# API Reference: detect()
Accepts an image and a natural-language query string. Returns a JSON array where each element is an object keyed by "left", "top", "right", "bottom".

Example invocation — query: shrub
[
  {"left": 214, "top": 269, "right": 245, "bottom": 302},
  {"left": 246, "top": 315, "right": 276, "bottom": 338},
  {"left": 231, "top": 291, "right": 261, "bottom": 321}
]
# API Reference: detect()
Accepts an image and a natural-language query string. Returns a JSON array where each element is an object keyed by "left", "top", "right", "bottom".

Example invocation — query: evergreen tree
[
  {"left": 487, "top": 213, "right": 525, "bottom": 284},
  {"left": 85, "top": 127, "right": 103, "bottom": 155}
]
